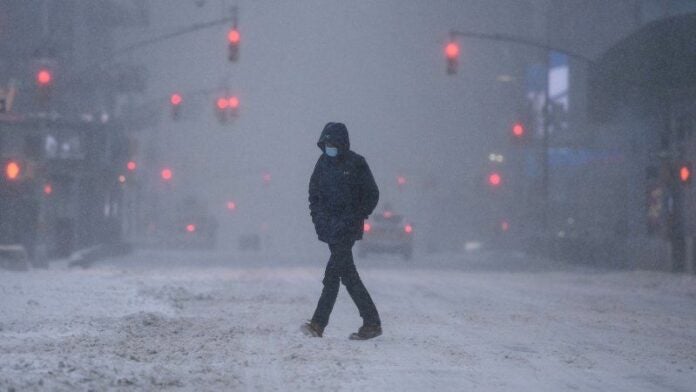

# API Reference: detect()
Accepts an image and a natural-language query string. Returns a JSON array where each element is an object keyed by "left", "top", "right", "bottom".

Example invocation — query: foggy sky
[{"left": 113, "top": 0, "right": 657, "bottom": 254}]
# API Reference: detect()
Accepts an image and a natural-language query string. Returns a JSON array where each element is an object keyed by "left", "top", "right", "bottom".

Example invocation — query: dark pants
[{"left": 311, "top": 240, "right": 380, "bottom": 328}]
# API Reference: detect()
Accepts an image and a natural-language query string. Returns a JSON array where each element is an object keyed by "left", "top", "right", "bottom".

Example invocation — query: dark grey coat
[{"left": 309, "top": 123, "right": 379, "bottom": 244}]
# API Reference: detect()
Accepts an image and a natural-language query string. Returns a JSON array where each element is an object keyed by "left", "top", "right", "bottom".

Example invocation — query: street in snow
[{"left": 1, "top": 250, "right": 695, "bottom": 391}]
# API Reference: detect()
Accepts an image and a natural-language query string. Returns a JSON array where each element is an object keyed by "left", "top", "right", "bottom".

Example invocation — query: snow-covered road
[{"left": 1, "top": 249, "right": 695, "bottom": 391}]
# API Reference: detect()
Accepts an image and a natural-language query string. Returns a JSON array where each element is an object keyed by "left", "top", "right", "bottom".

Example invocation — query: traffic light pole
[
  {"left": 115, "top": 16, "right": 235, "bottom": 56},
  {"left": 448, "top": 30, "right": 594, "bottom": 64},
  {"left": 69, "top": 14, "right": 237, "bottom": 83},
  {"left": 448, "top": 29, "right": 595, "bottom": 232}
]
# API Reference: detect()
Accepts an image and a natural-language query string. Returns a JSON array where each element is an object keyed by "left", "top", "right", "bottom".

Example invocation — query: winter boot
[
  {"left": 349, "top": 324, "right": 382, "bottom": 340},
  {"left": 301, "top": 321, "right": 324, "bottom": 337}
]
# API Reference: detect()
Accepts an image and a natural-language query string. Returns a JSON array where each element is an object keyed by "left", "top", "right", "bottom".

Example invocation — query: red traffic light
[
  {"left": 228, "top": 28, "right": 240, "bottom": 62},
  {"left": 488, "top": 172, "right": 502, "bottom": 187},
  {"left": 44, "top": 184, "right": 53, "bottom": 195},
  {"left": 186, "top": 224, "right": 196, "bottom": 233},
  {"left": 404, "top": 224, "right": 413, "bottom": 234},
  {"left": 170, "top": 94, "right": 183, "bottom": 120},
  {"left": 445, "top": 41, "right": 459, "bottom": 75},
  {"left": 217, "top": 97, "right": 229, "bottom": 110},
  {"left": 228, "top": 96, "right": 240, "bottom": 109},
  {"left": 36, "top": 69, "right": 52, "bottom": 86},
  {"left": 512, "top": 122, "right": 525, "bottom": 138},
  {"left": 227, "top": 28, "right": 241, "bottom": 44},
  {"left": 227, "top": 201, "right": 237, "bottom": 211},
  {"left": 127, "top": 161, "right": 137, "bottom": 171},
  {"left": 363, "top": 222, "right": 371, "bottom": 233},
  {"left": 5, "top": 161, "right": 20, "bottom": 180},
  {"left": 161, "top": 168, "right": 173, "bottom": 181},
  {"left": 501, "top": 220, "right": 510, "bottom": 232},
  {"left": 679, "top": 163, "right": 692, "bottom": 183},
  {"left": 445, "top": 42, "right": 459, "bottom": 59}
]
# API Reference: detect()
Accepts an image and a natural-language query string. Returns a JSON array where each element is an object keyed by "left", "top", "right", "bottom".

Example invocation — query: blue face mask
[{"left": 325, "top": 146, "right": 338, "bottom": 157}]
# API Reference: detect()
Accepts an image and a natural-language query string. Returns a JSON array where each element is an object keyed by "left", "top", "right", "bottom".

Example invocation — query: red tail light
[
  {"left": 363, "top": 222, "right": 371, "bottom": 233},
  {"left": 404, "top": 224, "right": 413, "bottom": 234}
]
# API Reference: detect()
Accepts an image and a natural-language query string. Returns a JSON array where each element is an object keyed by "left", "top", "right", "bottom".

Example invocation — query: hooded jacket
[{"left": 309, "top": 122, "right": 379, "bottom": 244}]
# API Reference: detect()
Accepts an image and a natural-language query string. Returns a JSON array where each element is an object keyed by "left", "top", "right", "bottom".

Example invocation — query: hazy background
[{"left": 115, "top": 0, "right": 550, "bottom": 258}]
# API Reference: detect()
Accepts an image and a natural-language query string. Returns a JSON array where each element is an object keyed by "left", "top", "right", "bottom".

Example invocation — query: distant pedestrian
[{"left": 302, "top": 122, "right": 382, "bottom": 340}]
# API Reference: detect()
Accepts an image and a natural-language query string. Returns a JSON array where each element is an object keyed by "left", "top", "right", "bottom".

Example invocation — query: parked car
[{"left": 358, "top": 209, "right": 414, "bottom": 260}]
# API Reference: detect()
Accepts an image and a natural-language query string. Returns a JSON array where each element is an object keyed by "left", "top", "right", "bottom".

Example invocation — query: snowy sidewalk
[{"left": 1, "top": 250, "right": 695, "bottom": 391}]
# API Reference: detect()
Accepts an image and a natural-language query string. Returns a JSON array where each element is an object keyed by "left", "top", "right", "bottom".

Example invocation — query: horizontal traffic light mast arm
[
  {"left": 448, "top": 30, "right": 595, "bottom": 65},
  {"left": 68, "top": 16, "right": 236, "bottom": 83},
  {"left": 116, "top": 16, "right": 235, "bottom": 56}
]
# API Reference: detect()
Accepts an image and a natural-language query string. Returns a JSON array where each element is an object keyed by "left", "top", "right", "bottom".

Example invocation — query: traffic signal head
[
  {"left": 445, "top": 41, "right": 459, "bottom": 75},
  {"left": 5, "top": 160, "right": 21, "bottom": 181},
  {"left": 229, "top": 96, "right": 240, "bottom": 117},
  {"left": 445, "top": 42, "right": 459, "bottom": 59},
  {"left": 512, "top": 122, "right": 525, "bottom": 138},
  {"left": 228, "top": 29, "right": 241, "bottom": 44},
  {"left": 228, "top": 28, "right": 240, "bottom": 62},
  {"left": 36, "top": 69, "right": 53, "bottom": 86},
  {"left": 501, "top": 220, "right": 510, "bottom": 232},
  {"left": 215, "top": 96, "right": 240, "bottom": 123},
  {"left": 216, "top": 97, "right": 229, "bottom": 123},
  {"left": 35, "top": 68, "right": 54, "bottom": 104},
  {"left": 488, "top": 172, "right": 502, "bottom": 187},
  {"left": 678, "top": 162, "right": 692, "bottom": 184},
  {"left": 510, "top": 121, "right": 531, "bottom": 145},
  {"left": 228, "top": 96, "right": 239, "bottom": 109},
  {"left": 170, "top": 93, "right": 183, "bottom": 120},
  {"left": 161, "top": 168, "right": 173, "bottom": 181},
  {"left": 170, "top": 93, "right": 182, "bottom": 106},
  {"left": 216, "top": 97, "right": 229, "bottom": 110}
]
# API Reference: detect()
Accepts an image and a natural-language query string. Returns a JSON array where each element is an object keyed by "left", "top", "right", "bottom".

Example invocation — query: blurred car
[
  {"left": 171, "top": 215, "right": 218, "bottom": 249},
  {"left": 163, "top": 197, "right": 218, "bottom": 249},
  {"left": 358, "top": 209, "right": 414, "bottom": 260},
  {"left": 238, "top": 233, "right": 261, "bottom": 251}
]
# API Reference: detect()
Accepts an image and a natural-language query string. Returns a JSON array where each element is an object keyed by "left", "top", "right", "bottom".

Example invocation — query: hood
[{"left": 317, "top": 122, "right": 350, "bottom": 154}]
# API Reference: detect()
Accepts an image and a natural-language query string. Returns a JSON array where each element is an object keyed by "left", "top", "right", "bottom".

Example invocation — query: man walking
[{"left": 302, "top": 122, "right": 382, "bottom": 340}]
